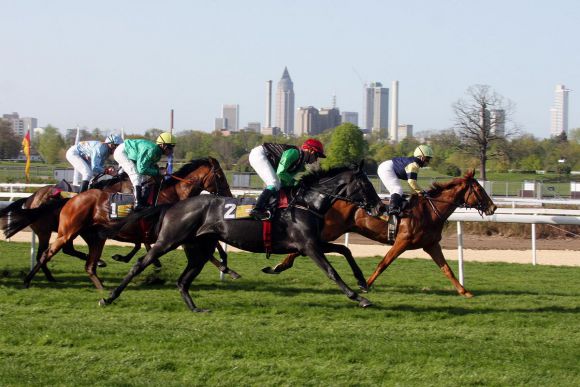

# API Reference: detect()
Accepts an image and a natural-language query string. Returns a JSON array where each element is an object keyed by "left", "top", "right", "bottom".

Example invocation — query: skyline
[{"left": 1, "top": 1, "right": 579, "bottom": 139}]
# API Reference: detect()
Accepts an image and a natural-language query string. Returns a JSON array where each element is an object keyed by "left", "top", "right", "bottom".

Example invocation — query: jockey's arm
[
  {"left": 405, "top": 162, "right": 423, "bottom": 193},
  {"left": 276, "top": 148, "right": 300, "bottom": 188},
  {"left": 89, "top": 144, "right": 105, "bottom": 175},
  {"left": 136, "top": 148, "right": 161, "bottom": 176}
]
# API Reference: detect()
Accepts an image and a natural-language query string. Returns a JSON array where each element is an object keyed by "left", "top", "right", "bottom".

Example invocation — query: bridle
[{"left": 424, "top": 179, "right": 490, "bottom": 220}]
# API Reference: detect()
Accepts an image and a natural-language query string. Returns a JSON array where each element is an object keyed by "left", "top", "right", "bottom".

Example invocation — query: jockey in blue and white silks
[
  {"left": 377, "top": 144, "right": 434, "bottom": 215},
  {"left": 66, "top": 134, "right": 124, "bottom": 192}
]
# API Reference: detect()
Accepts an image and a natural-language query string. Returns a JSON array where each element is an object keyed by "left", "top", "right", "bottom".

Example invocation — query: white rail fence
[{"left": 1, "top": 186, "right": 579, "bottom": 286}]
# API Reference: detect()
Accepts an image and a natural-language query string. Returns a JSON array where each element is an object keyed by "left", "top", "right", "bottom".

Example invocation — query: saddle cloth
[
  {"left": 109, "top": 193, "right": 134, "bottom": 219},
  {"left": 222, "top": 189, "right": 291, "bottom": 220}
]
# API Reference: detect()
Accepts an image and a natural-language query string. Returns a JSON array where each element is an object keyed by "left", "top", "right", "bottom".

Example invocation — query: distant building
[
  {"left": 261, "top": 126, "right": 282, "bottom": 136},
  {"left": 214, "top": 117, "right": 227, "bottom": 131},
  {"left": 222, "top": 104, "right": 239, "bottom": 132},
  {"left": 489, "top": 109, "right": 505, "bottom": 136},
  {"left": 318, "top": 107, "right": 341, "bottom": 133},
  {"left": 2, "top": 112, "right": 37, "bottom": 140},
  {"left": 276, "top": 67, "right": 295, "bottom": 135},
  {"left": 296, "top": 106, "right": 319, "bottom": 136},
  {"left": 341, "top": 111, "right": 358, "bottom": 126},
  {"left": 550, "top": 84, "right": 570, "bottom": 137},
  {"left": 245, "top": 122, "right": 261, "bottom": 132},
  {"left": 363, "top": 82, "right": 389, "bottom": 136},
  {"left": 397, "top": 124, "right": 413, "bottom": 140}
]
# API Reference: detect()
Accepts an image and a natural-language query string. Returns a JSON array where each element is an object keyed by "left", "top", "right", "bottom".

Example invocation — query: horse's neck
[{"left": 425, "top": 189, "right": 461, "bottom": 221}]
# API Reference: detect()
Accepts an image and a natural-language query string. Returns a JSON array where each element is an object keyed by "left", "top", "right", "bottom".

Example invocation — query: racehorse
[
  {"left": 0, "top": 176, "right": 130, "bottom": 281},
  {"left": 99, "top": 164, "right": 385, "bottom": 312},
  {"left": 262, "top": 170, "right": 497, "bottom": 297},
  {"left": 16, "top": 157, "right": 233, "bottom": 289}
]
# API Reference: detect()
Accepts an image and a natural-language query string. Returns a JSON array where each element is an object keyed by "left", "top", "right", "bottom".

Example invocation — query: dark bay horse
[
  {"left": 100, "top": 165, "right": 384, "bottom": 312},
  {"left": 18, "top": 158, "right": 233, "bottom": 289},
  {"left": 0, "top": 176, "right": 131, "bottom": 280},
  {"left": 262, "top": 170, "right": 497, "bottom": 297}
]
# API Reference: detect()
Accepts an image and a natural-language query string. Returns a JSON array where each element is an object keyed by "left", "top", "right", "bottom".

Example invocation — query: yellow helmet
[
  {"left": 156, "top": 132, "right": 177, "bottom": 145},
  {"left": 414, "top": 144, "right": 433, "bottom": 158}
]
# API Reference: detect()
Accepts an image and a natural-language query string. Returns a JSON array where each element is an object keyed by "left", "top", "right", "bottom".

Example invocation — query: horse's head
[
  {"left": 299, "top": 163, "right": 383, "bottom": 217},
  {"left": 164, "top": 158, "right": 232, "bottom": 201},
  {"left": 461, "top": 170, "right": 496, "bottom": 216}
]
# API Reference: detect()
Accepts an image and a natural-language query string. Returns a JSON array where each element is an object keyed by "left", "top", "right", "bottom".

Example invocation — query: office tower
[
  {"left": 296, "top": 107, "right": 319, "bottom": 136},
  {"left": 276, "top": 67, "right": 295, "bottom": 135},
  {"left": 550, "top": 84, "right": 570, "bottom": 137},
  {"left": 364, "top": 82, "right": 389, "bottom": 136},
  {"left": 318, "top": 107, "right": 341, "bottom": 133},
  {"left": 246, "top": 122, "right": 261, "bottom": 132},
  {"left": 222, "top": 104, "right": 239, "bottom": 132},
  {"left": 397, "top": 124, "right": 413, "bottom": 141},
  {"left": 390, "top": 80, "right": 399, "bottom": 141},
  {"left": 265, "top": 80, "right": 272, "bottom": 128},
  {"left": 214, "top": 117, "right": 227, "bottom": 131},
  {"left": 2, "top": 112, "right": 37, "bottom": 139},
  {"left": 341, "top": 111, "right": 359, "bottom": 126}
]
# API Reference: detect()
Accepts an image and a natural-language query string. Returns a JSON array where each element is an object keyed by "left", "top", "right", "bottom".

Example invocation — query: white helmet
[{"left": 105, "top": 134, "right": 124, "bottom": 145}]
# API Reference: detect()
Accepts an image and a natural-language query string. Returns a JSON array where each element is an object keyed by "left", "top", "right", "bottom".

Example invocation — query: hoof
[
  {"left": 97, "top": 260, "right": 107, "bottom": 268},
  {"left": 229, "top": 271, "right": 242, "bottom": 280},
  {"left": 98, "top": 298, "right": 110, "bottom": 307},
  {"left": 192, "top": 308, "right": 211, "bottom": 313},
  {"left": 462, "top": 291, "right": 474, "bottom": 298},
  {"left": 111, "top": 254, "right": 130, "bottom": 263},
  {"left": 359, "top": 298, "right": 373, "bottom": 308},
  {"left": 358, "top": 283, "right": 369, "bottom": 293},
  {"left": 261, "top": 267, "right": 279, "bottom": 275}
]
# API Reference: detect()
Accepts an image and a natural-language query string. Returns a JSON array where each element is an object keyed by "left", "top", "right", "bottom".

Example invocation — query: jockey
[
  {"left": 65, "top": 134, "right": 124, "bottom": 192},
  {"left": 248, "top": 138, "right": 326, "bottom": 220},
  {"left": 113, "top": 132, "right": 176, "bottom": 210},
  {"left": 377, "top": 144, "right": 433, "bottom": 216}
]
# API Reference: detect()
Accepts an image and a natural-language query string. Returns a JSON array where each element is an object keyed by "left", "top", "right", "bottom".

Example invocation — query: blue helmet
[{"left": 105, "top": 134, "right": 124, "bottom": 145}]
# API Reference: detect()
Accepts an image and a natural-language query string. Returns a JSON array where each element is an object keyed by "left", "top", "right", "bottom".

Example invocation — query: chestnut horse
[
  {"left": 0, "top": 176, "right": 130, "bottom": 280},
  {"left": 18, "top": 157, "right": 233, "bottom": 289},
  {"left": 263, "top": 170, "right": 496, "bottom": 297}
]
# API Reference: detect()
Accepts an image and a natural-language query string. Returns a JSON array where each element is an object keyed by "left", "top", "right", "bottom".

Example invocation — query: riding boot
[
  {"left": 250, "top": 189, "right": 276, "bottom": 220},
  {"left": 79, "top": 180, "right": 90, "bottom": 193},
  {"left": 133, "top": 185, "right": 146, "bottom": 211},
  {"left": 388, "top": 193, "right": 403, "bottom": 216}
]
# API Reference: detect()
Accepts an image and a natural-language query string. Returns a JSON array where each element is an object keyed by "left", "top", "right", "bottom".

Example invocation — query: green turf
[{"left": 0, "top": 241, "right": 578, "bottom": 386}]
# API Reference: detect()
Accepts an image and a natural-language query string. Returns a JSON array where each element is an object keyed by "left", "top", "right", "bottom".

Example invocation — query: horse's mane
[
  {"left": 427, "top": 170, "right": 475, "bottom": 197},
  {"left": 163, "top": 158, "right": 212, "bottom": 188},
  {"left": 298, "top": 165, "right": 356, "bottom": 187}
]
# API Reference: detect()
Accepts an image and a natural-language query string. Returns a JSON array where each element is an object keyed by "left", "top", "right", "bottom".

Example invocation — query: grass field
[{"left": 0, "top": 241, "right": 579, "bottom": 386}]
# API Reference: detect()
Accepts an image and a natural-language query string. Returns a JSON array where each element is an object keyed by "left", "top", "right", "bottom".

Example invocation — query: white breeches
[
  {"left": 377, "top": 160, "right": 403, "bottom": 195},
  {"left": 113, "top": 143, "right": 144, "bottom": 187},
  {"left": 66, "top": 146, "right": 93, "bottom": 181},
  {"left": 249, "top": 146, "right": 280, "bottom": 190}
]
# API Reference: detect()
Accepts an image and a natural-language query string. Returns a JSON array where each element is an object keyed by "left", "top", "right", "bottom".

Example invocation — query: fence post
[
  {"left": 344, "top": 232, "right": 350, "bottom": 248},
  {"left": 457, "top": 221, "right": 464, "bottom": 286},
  {"left": 30, "top": 232, "right": 36, "bottom": 270},
  {"left": 531, "top": 222, "right": 537, "bottom": 266}
]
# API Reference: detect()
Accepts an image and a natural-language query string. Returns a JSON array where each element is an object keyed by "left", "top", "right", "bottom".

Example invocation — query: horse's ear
[
  {"left": 358, "top": 159, "right": 364, "bottom": 171},
  {"left": 465, "top": 169, "right": 475, "bottom": 179}
]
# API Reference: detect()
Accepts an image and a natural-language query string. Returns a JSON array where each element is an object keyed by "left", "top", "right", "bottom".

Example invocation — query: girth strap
[{"left": 262, "top": 220, "right": 272, "bottom": 259}]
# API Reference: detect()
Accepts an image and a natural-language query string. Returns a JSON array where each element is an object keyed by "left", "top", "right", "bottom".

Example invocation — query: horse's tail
[
  {"left": 0, "top": 197, "right": 28, "bottom": 217},
  {"left": 1, "top": 199, "right": 68, "bottom": 239},
  {"left": 98, "top": 205, "right": 168, "bottom": 239}
]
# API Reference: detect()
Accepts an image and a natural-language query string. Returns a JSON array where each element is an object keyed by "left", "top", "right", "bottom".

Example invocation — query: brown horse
[
  {"left": 17, "top": 158, "right": 233, "bottom": 289},
  {"left": 263, "top": 170, "right": 496, "bottom": 297},
  {"left": 0, "top": 176, "right": 131, "bottom": 281}
]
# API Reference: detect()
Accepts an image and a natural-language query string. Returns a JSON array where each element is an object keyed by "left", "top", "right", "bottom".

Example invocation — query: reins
[{"left": 422, "top": 180, "right": 489, "bottom": 220}]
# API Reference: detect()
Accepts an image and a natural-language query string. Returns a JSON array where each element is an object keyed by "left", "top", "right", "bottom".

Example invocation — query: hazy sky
[{"left": 1, "top": 0, "right": 579, "bottom": 138}]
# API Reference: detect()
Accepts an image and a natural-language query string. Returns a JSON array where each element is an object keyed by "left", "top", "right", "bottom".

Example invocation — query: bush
[{"left": 437, "top": 163, "right": 461, "bottom": 177}]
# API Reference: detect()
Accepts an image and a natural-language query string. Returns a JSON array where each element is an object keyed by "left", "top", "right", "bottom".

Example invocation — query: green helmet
[
  {"left": 414, "top": 144, "right": 434, "bottom": 158},
  {"left": 156, "top": 132, "right": 177, "bottom": 145}
]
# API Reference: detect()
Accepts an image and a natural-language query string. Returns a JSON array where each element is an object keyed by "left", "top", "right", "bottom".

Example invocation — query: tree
[
  {"left": 452, "top": 84, "right": 518, "bottom": 180},
  {"left": 322, "top": 123, "right": 365, "bottom": 169},
  {"left": 38, "top": 125, "right": 65, "bottom": 164},
  {"left": 0, "top": 119, "right": 21, "bottom": 159}
]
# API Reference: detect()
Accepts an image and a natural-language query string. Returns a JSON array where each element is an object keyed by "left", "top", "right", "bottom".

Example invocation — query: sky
[{"left": 1, "top": 0, "right": 579, "bottom": 138}]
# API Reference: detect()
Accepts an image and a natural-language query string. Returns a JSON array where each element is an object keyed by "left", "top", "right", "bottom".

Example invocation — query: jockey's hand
[
  {"left": 104, "top": 166, "right": 116, "bottom": 176},
  {"left": 420, "top": 190, "right": 429, "bottom": 197},
  {"left": 159, "top": 167, "right": 167, "bottom": 176}
]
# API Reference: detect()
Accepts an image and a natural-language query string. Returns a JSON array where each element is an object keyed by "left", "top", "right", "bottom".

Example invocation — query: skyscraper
[
  {"left": 364, "top": 82, "right": 389, "bottom": 136},
  {"left": 222, "top": 104, "right": 239, "bottom": 132},
  {"left": 341, "top": 111, "right": 358, "bottom": 126},
  {"left": 296, "top": 106, "right": 319, "bottom": 136},
  {"left": 276, "top": 67, "right": 295, "bottom": 135},
  {"left": 550, "top": 84, "right": 570, "bottom": 137},
  {"left": 2, "top": 112, "right": 37, "bottom": 140}
]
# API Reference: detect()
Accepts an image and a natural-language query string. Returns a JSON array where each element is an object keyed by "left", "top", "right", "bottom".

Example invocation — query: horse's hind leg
[
  {"left": 35, "top": 232, "right": 57, "bottom": 282},
  {"left": 212, "top": 243, "right": 240, "bottom": 279},
  {"left": 80, "top": 234, "right": 106, "bottom": 290},
  {"left": 111, "top": 243, "right": 141, "bottom": 263},
  {"left": 178, "top": 244, "right": 211, "bottom": 312},
  {"left": 100, "top": 241, "right": 176, "bottom": 306},
  {"left": 61, "top": 239, "right": 108, "bottom": 268},
  {"left": 24, "top": 234, "right": 70, "bottom": 288},
  {"left": 262, "top": 252, "right": 299, "bottom": 274},
  {"left": 366, "top": 240, "right": 410, "bottom": 289},
  {"left": 423, "top": 243, "right": 473, "bottom": 298}
]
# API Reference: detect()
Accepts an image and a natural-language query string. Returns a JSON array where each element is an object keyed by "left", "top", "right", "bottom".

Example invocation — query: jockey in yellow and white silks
[{"left": 377, "top": 144, "right": 433, "bottom": 215}]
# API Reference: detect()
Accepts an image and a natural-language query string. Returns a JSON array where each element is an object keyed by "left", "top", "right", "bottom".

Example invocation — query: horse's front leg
[
  {"left": 111, "top": 243, "right": 141, "bottom": 263},
  {"left": 261, "top": 252, "right": 300, "bottom": 274},
  {"left": 33, "top": 231, "right": 57, "bottom": 282},
  {"left": 320, "top": 242, "right": 368, "bottom": 292},
  {"left": 423, "top": 243, "right": 473, "bottom": 298},
  {"left": 80, "top": 233, "right": 106, "bottom": 290},
  {"left": 366, "top": 239, "right": 410, "bottom": 289},
  {"left": 179, "top": 244, "right": 212, "bottom": 312},
  {"left": 303, "top": 242, "right": 371, "bottom": 308}
]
